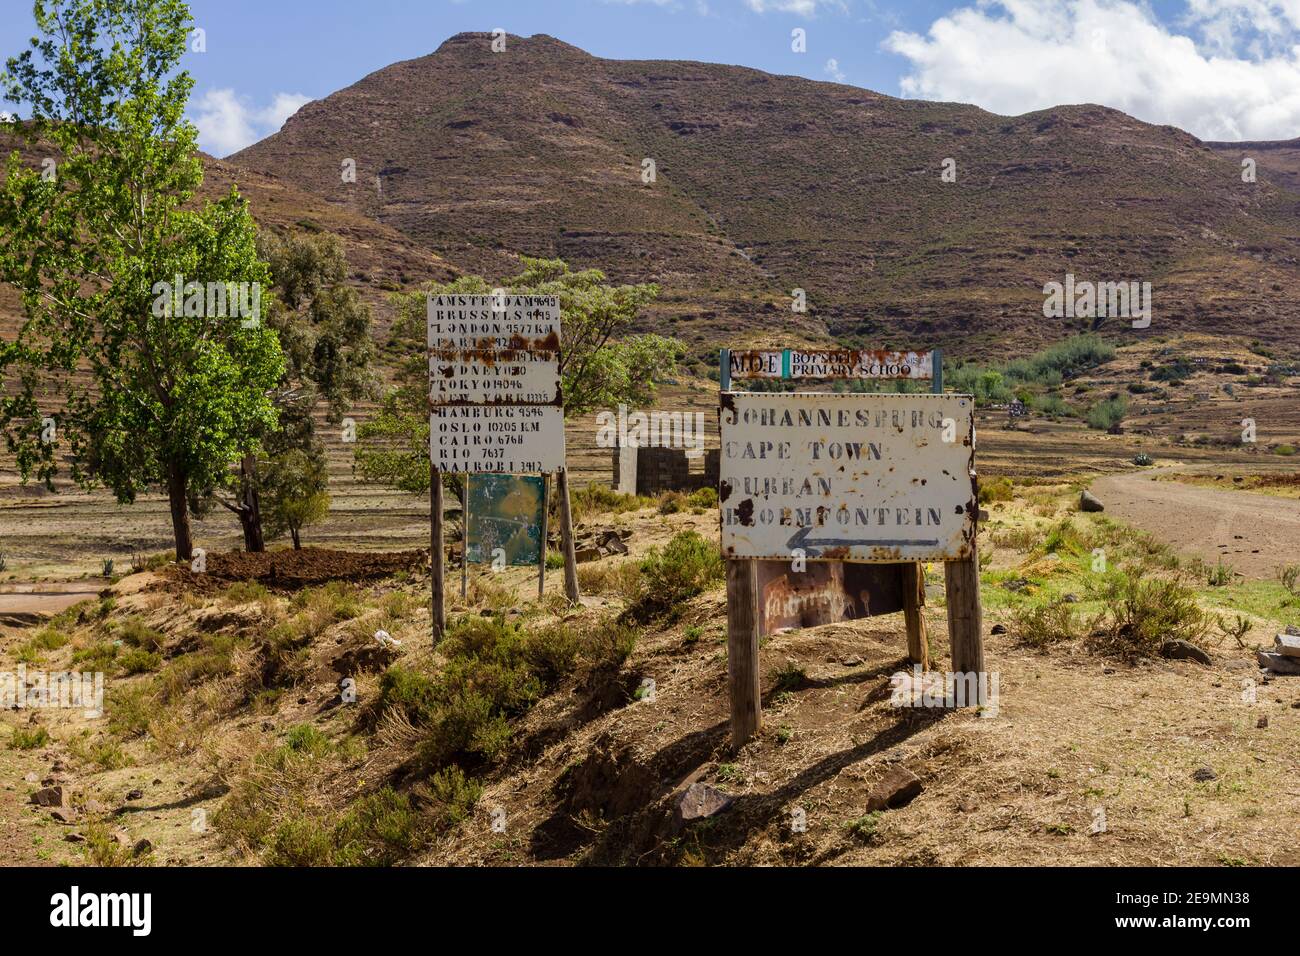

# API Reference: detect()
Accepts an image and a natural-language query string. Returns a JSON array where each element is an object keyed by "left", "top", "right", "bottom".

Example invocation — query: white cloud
[
  {"left": 824, "top": 57, "right": 847, "bottom": 81},
  {"left": 745, "top": 0, "right": 846, "bottom": 15},
  {"left": 885, "top": 0, "right": 1300, "bottom": 141},
  {"left": 192, "top": 89, "right": 312, "bottom": 157}
]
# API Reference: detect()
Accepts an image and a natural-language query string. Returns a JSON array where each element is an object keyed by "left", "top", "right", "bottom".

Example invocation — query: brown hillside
[{"left": 231, "top": 32, "right": 1300, "bottom": 360}]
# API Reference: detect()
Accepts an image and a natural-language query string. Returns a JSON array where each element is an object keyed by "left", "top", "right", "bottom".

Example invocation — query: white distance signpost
[
  {"left": 427, "top": 294, "right": 577, "bottom": 640},
  {"left": 718, "top": 348, "right": 983, "bottom": 745}
]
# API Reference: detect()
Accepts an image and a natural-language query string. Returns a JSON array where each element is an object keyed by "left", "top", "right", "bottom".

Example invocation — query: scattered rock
[
  {"left": 676, "top": 783, "right": 734, "bottom": 822},
  {"left": 1257, "top": 650, "right": 1300, "bottom": 675},
  {"left": 132, "top": 839, "right": 153, "bottom": 858},
  {"left": 1061, "top": 593, "right": 1079, "bottom": 603},
  {"left": 865, "top": 766, "right": 923, "bottom": 812},
  {"left": 990, "top": 623, "right": 1007, "bottom": 635},
  {"left": 1192, "top": 767, "right": 1216, "bottom": 783},
  {"left": 574, "top": 547, "right": 602, "bottom": 563},
  {"left": 50, "top": 809, "right": 76, "bottom": 824},
  {"left": 63, "top": 833, "right": 85, "bottom": 844},
  {"left": 1274, "top": 633, "right": 1300, "bottom": 659},
  {"left": 841, "top": 655, "right": 864, "bottom": 667},
  {"left": 1160, "top": 640, "right": 1212, "bottom": 665},
  {"left": 1080, "top": 490, "right": 1105, "bottom": 513},
  {"left": 1257, "top": 716, "right": 1269, "bottom": 729},
  {"left": 125, "top": 789, "right": 143, "bottom": 801},
  {"left": 30, "top": 786, "right": 63, "bottom": 808},
  {"left": 957, "top": 795, "right": 977, "bottom": 813}
]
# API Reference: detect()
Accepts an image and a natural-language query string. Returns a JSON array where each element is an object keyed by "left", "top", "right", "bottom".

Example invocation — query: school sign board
[
  {"left": 727, "top": 348, "right": 933, "bottom": 382},
  {"left": 719, "top": 392, "right": 976, "bottom": 563},
  {"left": 427, "top": 295, "right": 565, "bottom": 474}
]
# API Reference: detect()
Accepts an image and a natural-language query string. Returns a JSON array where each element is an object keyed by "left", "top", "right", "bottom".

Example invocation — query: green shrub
[
  {"left": 1085, "top": 564, "right": 1210, "bottom": 659},
  {"left": 632, "top": 531, "right": 724, "bottom": 618},
  {"left": 1086, "top": 395, "right": 1128, "bottom": 431},
  {"left": 118, "top": 648, "right": 162, "bottom": 675},
  {"left": 1275, "top": 444, "right": 1296, "bottom": 457},
  {"left": 686, "top": 486, "right": 718, "bottom": 509},
  {"left": 117, "top": 617, "right": 166, "bottom": 653},
  {"left": 978, "top": 476, "right": 1014, "bottom": 504},
  {"left": 428, "top": 766, "right": 482, "bottom": 827},
  {"left": 10, "top": 726, "right": 50, "bottom": 750},
  {"left": 1009, "top": 601, "right": 1082, "bottom": 648}
]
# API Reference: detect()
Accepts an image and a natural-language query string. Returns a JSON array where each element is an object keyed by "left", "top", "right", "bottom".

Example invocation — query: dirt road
[
  {"left": 0, "top": 583, "right": 105, "bottom": 626},
  {"left": 1091, "top": 469, "right": 1300, "bottom": 579}
]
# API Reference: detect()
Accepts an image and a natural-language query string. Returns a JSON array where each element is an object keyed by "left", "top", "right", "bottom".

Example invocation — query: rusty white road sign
[
  {"left": 719, "top": 392, "right": 976, "bottom": 562},
  {"left": 427, "top": 294, "right": 565, "bottom": 474},
  {"left": 427, "top": 295, "right": 561, "bottom": 351},
  {"left": 430, "top": 406, "right": 565, "bottom": 474},
  {"left": 429, "top": 351, "right": 561, "bottom": 406},
  {"left": 728, "top": 348, "right": 933, "bottom": 381}
]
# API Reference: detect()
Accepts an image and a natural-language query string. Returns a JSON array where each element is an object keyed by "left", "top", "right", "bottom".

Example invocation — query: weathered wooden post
[
  {"left": 538, "top": 473, "right": 550, "bottom": 599},
  {"left": 430, "top": 464, "right": 445, "bottom": 643},
  {"left": 945, "top": 535, "right": 984, "bottom": 675},
  {"left": 557, "top": 465, "right": 580, "bottom": 604},
  {"left": 726, "top": 557, "right": 761, "bottom": 746},
  {"left": 902, "top": 561, "right": 928, "bottom": 668}
]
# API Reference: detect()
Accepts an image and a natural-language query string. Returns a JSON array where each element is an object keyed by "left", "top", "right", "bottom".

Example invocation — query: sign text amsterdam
[{"left": 427, "top": 295, "right": 565, "bottom": 474}]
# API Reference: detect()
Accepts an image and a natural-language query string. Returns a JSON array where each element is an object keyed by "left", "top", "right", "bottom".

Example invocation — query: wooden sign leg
[
  {"left": 944, "top": 541, "right": 984, "bottom": 679},
  {"left": 727, "top": 558, "right": 762, "bottom": 747},
  {"left": 556, "top": 466, "right": 580, "bottom": 604},
  {"left": 538, "top": 474, "right": 549, "bottom": 599},
  {"left": 461, "top": 474, "right": 469, "bottom": 600},
  {"left": 902, "top": 561, "right": 928, "bottom": 669},
  {"left": 430, "top": 465, "right": 445, "bottom": 643}
]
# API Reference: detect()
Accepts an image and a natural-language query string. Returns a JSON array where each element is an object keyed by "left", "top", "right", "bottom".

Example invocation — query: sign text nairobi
[{"left": 719, "top": 392, "right": 976, "bottom": 562}]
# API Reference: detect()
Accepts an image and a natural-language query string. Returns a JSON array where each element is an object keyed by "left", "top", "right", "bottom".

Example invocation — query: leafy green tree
[
  {"left": 355, "top": 257, "right": 680, "bottom": 493},
  {"left": 0, "top": 0, "right": 283, "bottom": 560},
  {"left": 198, "top": 230, "right": 374, "bottom": 550},
  {"left": 262, "top": 446, "right": 329, "bottom": 550}
]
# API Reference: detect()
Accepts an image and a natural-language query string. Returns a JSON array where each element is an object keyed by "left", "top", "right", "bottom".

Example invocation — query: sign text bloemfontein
[
  {"left": 427, "top": 294, "right": 565, "bottom": 474},
  {"left": 719, "top": 392, "right": 976, "bottom": 562}
]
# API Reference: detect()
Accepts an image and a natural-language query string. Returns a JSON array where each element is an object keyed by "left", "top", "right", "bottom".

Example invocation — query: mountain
[{"left": 230, "top": 32, "right": 1300, "bottom": 361}]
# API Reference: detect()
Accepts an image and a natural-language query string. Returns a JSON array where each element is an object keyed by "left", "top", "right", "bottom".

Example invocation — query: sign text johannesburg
[{"left": 719, "top": 392, "right": 976, "bottom": 562}]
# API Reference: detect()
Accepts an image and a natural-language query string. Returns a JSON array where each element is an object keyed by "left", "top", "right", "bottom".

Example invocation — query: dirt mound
[{"left": 166, "top": 547, "right": 427, "bottom": 590}]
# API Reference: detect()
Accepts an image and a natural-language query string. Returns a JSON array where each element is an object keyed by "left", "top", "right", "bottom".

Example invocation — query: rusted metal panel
[
  {"left": 428, "top": 350, "right": 562, "bottom": 406},
  {"left": 427, "top": 295, "right": 561, "bottom": 351},
  {"left": 728, "top": 348, "right": 933, "bottom": 381},
  {"left": 466, "top": 474, "right": 546, "bottom": 566},
  {"left": 429, "top": 406, "right": 565, "bottom": 474},
  {"left": 426, "top": 294, "right": 566, "bottom": 474},
  {"left": 756, "top": 561, "right": 905, "bottom": 635},
  {"left": 719, "top": 392, "right": 977, "bottom": 562}
]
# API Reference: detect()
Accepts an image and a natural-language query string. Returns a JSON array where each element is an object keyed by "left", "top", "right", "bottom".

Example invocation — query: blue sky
[{"left": 6, "top": 1, "right": 1300, "bottom": 153}]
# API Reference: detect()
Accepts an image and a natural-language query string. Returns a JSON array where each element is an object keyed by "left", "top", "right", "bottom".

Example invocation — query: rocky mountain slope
[{"left": 230, "top": 32, "right": 1300, "bottom": 360}]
